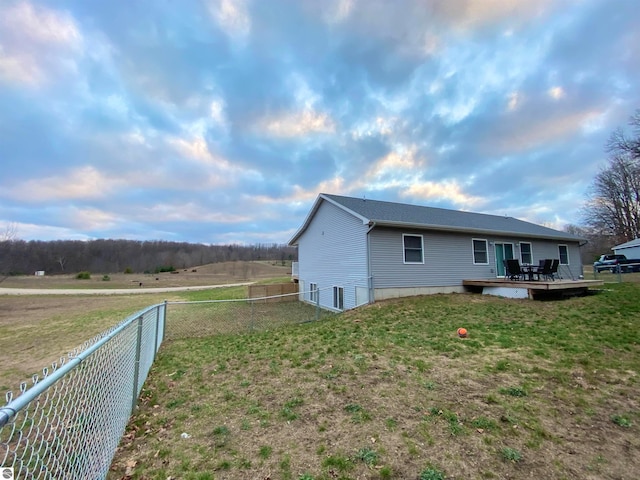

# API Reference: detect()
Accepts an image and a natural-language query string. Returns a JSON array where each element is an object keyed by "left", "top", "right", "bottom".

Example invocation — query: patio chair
[
  {"left": 535, "top": 259, "right": 552, "bottom": 281},
  {"left": 504, "top": 259, "right": 523, "bottom": 280},
  {"left": 549, "top": 259, "right": 560, "bottom": 280}
]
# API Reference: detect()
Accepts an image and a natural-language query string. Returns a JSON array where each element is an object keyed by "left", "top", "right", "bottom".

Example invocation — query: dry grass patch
[
  {"left": 109, "top": 283, "right": 640, "bottom": 480},
  {"left": 0, "top": 261, "right": 291, "bottom": 290}
]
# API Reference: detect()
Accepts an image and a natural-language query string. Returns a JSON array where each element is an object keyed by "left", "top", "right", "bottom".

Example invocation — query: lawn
[{"left": 108, "top": 283, "right": 640, "bottom": 480}]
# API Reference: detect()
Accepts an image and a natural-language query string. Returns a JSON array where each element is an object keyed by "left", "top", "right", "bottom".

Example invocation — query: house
[
  {"left": 612, "top": 238, "right": 640, "bottom": 259},
  {"left": 288, "top": 193, "right": 586, "bottom": 310}
]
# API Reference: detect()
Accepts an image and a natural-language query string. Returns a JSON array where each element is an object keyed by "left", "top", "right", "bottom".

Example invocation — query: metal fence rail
[
  {"left": 0, "top": 287, "right": 341, "bottom": 479},
  {"left": 165, "top": 290, "right": 336, "bottom": 341},
  {"left": 0, "top": 303, "right": 166, "bottom": 479}
]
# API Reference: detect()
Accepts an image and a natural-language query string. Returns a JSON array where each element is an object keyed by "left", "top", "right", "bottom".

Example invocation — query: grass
[
  {"left": 419, "top": 466, "right": 446, "bottom": 480},
  {"left": 105, "top": 282, "right": 640, "bottom": 479},
  {"left": 6, "top": 276, "right": 639, "bottom": 479},
  {"left": 500, "top": 447, "right": 523, "bottom": 462}
]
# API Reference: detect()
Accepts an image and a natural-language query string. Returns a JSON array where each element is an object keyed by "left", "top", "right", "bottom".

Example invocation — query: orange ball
[{"left": 457, "top": 327, "right": 468, "bottom": 338}]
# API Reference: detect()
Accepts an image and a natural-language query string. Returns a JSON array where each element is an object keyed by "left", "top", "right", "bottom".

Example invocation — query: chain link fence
[
  {"left": 0, "top": 286, "right": 344, "bottom": 479},
  {"left": 165, "top": 289, "right": 337, "bottom": 340},
  {"left": 591, "top": 261, "right": 640, "bottom": 283},
  {"left": 0, "top": 303, "right": 165, "bottom": 480}
]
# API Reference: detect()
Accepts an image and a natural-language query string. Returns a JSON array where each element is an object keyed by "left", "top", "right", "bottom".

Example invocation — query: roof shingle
[{"left": 290, "top": 193, "right": 584, "bottom": 244}]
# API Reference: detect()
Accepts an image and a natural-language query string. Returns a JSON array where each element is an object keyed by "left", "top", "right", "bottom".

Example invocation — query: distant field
[
  {"left": 0, "top": 261, "right": 291, "bottom": 391},
  {"left": 0, "top": 261, "right": 291, "bottom": 289}
]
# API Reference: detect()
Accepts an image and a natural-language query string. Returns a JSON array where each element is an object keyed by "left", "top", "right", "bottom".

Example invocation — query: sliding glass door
[{"left": 495, "top": 243, "right": 514, "bottom": 277}]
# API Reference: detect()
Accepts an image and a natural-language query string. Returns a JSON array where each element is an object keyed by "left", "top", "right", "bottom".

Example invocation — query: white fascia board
[{"left": 288, "top": 193, "right": 371, "bottom": 245}]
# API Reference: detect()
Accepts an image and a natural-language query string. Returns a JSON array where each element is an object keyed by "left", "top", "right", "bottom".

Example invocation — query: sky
[{"left": 1, "top": 0, "right": 639, "bottom": 245}]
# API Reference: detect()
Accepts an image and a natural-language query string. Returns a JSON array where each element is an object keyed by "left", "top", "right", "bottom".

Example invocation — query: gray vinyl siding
[
  {"left": 369, "top": 228, "right": 485, "bottom": 287},
  {"left": 296, "top": 200, "right": 369, "bottom": 310},
  {"left": 527, "top": 242, "right": 583, "bottom": 279},
  {"left": 369, "top": 227, "right": 583, "bottom": 288}
]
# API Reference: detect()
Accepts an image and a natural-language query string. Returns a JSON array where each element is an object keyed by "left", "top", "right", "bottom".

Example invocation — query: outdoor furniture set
[{"left": 504, "top": 258, "right": 560, "bottom": 281}]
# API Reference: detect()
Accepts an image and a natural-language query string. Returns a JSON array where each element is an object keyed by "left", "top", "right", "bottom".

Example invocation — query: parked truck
[{"left": 593, "top": 254, "right": 640, "bottom": 273}]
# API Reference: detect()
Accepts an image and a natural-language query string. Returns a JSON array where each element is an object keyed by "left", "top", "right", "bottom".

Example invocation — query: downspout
[{"left": 366, "top": 222, "right": 376, "bottom": 304}]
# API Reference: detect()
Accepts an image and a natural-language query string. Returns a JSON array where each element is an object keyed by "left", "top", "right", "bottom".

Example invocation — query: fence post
[
  {"left": 131, "top": 315, "right": 144, "bottom": 414},
  {"left": 162, "top": 300, "right": 167, "bottom": 343},
  {"left": 155, "top": 305, "right": 162, "bottom": 355},
  {"left": 250, "top": 298, "right": 254, "bottom": 331}
]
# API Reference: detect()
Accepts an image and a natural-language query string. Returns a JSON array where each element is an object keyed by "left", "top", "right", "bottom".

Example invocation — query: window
[
  {"left": 333, "top": 286, "right": 344, "bottom": 310},
  {"left": 472, "top": 239, "right": 489, "bottom": 264},
  {"left": 520, "top": 242, "right": 532, "bottom": 265},
  {"left": 403, "top": 234, "right": 424, "bottom": 264},
  {"left": 309, "top": 283, "right": 318, "bottom": 303},
  {"left": 558, "top": 245, "right": 569, "bottom": 265}
]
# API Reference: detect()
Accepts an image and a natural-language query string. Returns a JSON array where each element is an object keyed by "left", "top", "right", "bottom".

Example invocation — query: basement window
[{"left": 333, "top": 286, "right": 344, "bottom": 310}]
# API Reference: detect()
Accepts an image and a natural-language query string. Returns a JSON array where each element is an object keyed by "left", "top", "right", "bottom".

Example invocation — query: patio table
[{"left": 521, "top": 264, "right": 538, "bottom": 281}]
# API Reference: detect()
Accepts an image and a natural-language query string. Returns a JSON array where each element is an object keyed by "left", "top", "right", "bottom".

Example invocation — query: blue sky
[{"left": 1, "top": 0, "right": 638, "bottom": 245}]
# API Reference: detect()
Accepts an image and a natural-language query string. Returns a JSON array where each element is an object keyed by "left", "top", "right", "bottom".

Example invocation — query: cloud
[
  {"left": 485, "top": 107, "right": 605, "bottom": 155},
  {"left": 402, "top": 181, "right": 486, "bottom": 208},
  {"left": 208, "top": 0, "right": 251, "bottom": 42},
  {"left": 5, "top": 166, "right": 124, "bottom": 203},
  {"left": 0, "top": 0, "right": 638, "bottom": 243},
  {"left": 259, "top": 109, "right": 336, "bottom": 138},
  {"left": 364, "top": 147, "right": 425, "bottom": 182},
  {"left": 0, "top": 1, "right": 82, "bottom": 86}
]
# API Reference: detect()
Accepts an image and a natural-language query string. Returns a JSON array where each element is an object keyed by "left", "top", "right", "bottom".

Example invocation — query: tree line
[{"left": 0, "top": 239, "right": 297, "bottom": 275}]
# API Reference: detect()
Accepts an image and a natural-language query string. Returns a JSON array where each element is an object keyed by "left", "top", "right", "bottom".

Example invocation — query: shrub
[
  {"left": 611, "top": 414, "right": 632, "bottom": 427},
  {"left": 500, "top": 447, "right": 523, "bottom": 462},
  {"left": 355, "top": 447, "right": 378, "bottom": 466},
  {"left": 124, "top": 267, "right": 133, "bottom": 274},
  {"left": 102, "top": 275, "right": 110, "bottom": 281},
  {"left": 419, "top": 466, "right": 445, "bottom": 480},
  {"left": 76, "top": 271, "right": 91, "bottom": 280},
  {"left": 154, "top": 265, "right": 176, "bottom": 273}
]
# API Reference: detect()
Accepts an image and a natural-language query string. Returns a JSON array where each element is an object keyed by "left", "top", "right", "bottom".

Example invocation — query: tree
[
  {"left": 0, "top": 222, "right": 18, "bottom": 242},
  {"left": 608, "top": 110, "right": 640, "bottom": 159},
  {"left": 583, "top": 111, "right": 640, "bottom": 242}
]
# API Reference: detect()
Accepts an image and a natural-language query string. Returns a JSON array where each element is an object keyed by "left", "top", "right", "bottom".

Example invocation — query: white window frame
[
  {"left": 472, "top": 238, "right": 489, "bottom": 265},
  {"left": 520, "top": 242, "right": 533, "bottom": 265},
  {"left": 402, "top": 234, "right": 424, "bottom": 264},
  {"left": 333, "top": 286, "right": 344, "bottom": 310},
  {"left": 558, "top": 244, "right": 569, "bottom": 265},
  {"left": 309, "top": 282, "right": 318, "bottom": 303}
]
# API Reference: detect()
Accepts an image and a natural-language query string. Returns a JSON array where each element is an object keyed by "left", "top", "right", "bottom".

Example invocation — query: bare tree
[
  {"left": 583, "top": 111, "right": 640, "bottom": 242},
  {"left": 57, "top": 256, "right": 67, "bottom": 272},
  {"left": 0, "top": 222, "right": 19, "bottom": 242},
  {"left": 607, "top": 110, "right": 640, "bottom": 160}
]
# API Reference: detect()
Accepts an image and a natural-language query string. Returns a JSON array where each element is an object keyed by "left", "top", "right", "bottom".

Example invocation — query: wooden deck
[{"left": 462, "top": 278, "right": 604, "bottom": 299}]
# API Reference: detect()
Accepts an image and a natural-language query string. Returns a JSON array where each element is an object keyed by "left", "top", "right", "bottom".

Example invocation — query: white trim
[
  {"left": 558, "top": 244, "right": 569, "bottom": 265},
  {"left": 519, "top": 241, "right": 533, "bottom": 265},
  {"left": 402, "top": 233, "right": 424, "bottom": 264},
  {"left": 309, "top": 282, "right": 318, "bottom": 303},
  {"left": 332, "top": 285, "right": 344, "bottom": 310},
  {"left": 471, "top": 238, "right": 489, "bottom": 265}
]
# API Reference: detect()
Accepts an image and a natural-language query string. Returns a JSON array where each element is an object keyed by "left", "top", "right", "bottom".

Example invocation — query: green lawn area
[{"left": 109, "top": 283, "right": 640, "bottom": 480}]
